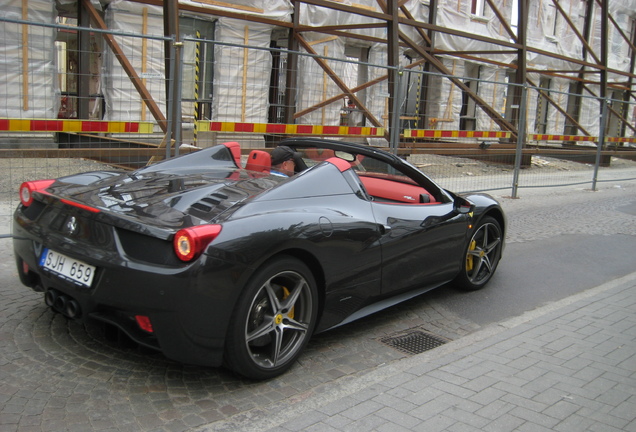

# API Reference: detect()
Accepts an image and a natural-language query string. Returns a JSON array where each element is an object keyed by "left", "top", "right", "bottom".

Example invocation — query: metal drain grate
[{"left": 379, "top": 329, "right": 448, "bottom": 355}]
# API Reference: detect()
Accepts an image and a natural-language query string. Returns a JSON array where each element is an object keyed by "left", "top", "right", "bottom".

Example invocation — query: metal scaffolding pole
[
  {"left": 77, "top": 1, "right": 90, "bottom": 119},
  {"left": 387, "top": 0, "right": 400, "bottom": 153},
  {"left": 511, "top": 84, "right": 528, "bottom": 199},
  {"left": 592, "top": 98, "right": 609, "bottom": 191},
  {"left": 164, "top": 0, "right": 182, "bottom": 151}
]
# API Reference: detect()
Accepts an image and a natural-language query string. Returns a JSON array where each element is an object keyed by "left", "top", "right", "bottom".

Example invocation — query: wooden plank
[
  {"left": 307, "top": 36, "right": 339, "bottom": 46},
  {"left": 397, "top": 147, "right": 636, "bottom": 157},
  {"left": 241, "top": 26, "right": 248, "bottom": 123},
  {"left": 22, "top": 0, "right": 29, "bottom": 111},
  {"left": 403, "top": 142, "right": 517, "bottom": 149},
  {"left": 141, "top": 7, "right": 148, "bottom": 121},
  {"left": 147, "top": 134, "right": 173, "bottom": 164},
  {"left": 322, "top": 46, "right": 328, "bottom": 125},
  {"left": 193, "top": 0, "right": 264, "bottom": 13}
]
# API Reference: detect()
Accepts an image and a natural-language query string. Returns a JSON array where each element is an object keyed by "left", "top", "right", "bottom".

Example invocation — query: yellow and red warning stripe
[
  {"left": 403, "top": 129, "right": 512, "bottom": 139},
  {"left": 606, "top": 136, "right": 636, "bottom": 143},
  {"left": 197, "top": 121, "right": 385, "bottom": 136},
  {"left": 0, "top": 118, "right": 154, "bottom": 133},
  {"left": 529, "top": 134, "right": 597, "bottom": 142},
  {"left": 3, "top": 118, "right": 634, "bottom": 144}
]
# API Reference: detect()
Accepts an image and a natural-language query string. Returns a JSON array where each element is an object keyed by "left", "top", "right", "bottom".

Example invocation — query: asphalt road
[
  {"left": 426, "top": 182, "right": 636, "bottom": 327},
  {"left": 428, "top": 233, "right": 636, "bottom": 327}
]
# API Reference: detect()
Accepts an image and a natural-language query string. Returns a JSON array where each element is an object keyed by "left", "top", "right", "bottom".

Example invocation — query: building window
[
  {"left": 180, "top": 17, "right": 215, "bottom": 121},
  {"left": 564, "top": 82, "right": 582, "bottom": 136},
  {"left": 535, "top": 78, "right": 551, "bottom": 134},
  {"left": 471, "top": 0, "right": 487, "bottom": 17},
  {"left": 628, "top": 18, "right": 636, "bottom": 59},
  {"left": 55, "top": 17, "right": 103, "bottom": 120},
  {"left": 546, "top": 4, "right": 560, "bottom": 38},
  {"left": 608, "top": 90, "right": 628, "bottom": 138},
  {"left": 268, "top": 44, "right": 288, "bottom": 124},
  {"left": 460, "top": 63, "right": 480, "bottom": 131}
]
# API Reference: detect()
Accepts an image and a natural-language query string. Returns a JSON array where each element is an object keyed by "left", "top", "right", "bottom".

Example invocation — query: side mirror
[{"left": 454, "top": 196, "right": 475, "bottom": 215}]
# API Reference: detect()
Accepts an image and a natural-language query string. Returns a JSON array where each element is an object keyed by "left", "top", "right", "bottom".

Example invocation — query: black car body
[{"left": 13, "top": 138, "right": 505, "bottom": 379}]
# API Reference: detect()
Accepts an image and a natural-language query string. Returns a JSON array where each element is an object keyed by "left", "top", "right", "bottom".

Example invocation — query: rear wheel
[
  {"left": 224, "top": 257, "right": 318, "bottom": 380},
  {"left": 454, "top": 216, "right": 503, "bottom": 290}
]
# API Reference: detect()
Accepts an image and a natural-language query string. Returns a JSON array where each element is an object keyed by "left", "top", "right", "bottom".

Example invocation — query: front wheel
[
  {"left": 454, "top": 216, "right": 503, "bottom": 290},
  {"left": 224, "top": 257, "right": 318, "bottom": 380}
]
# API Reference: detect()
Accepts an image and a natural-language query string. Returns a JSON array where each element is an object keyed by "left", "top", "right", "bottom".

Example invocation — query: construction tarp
[
  {"left": 103, "top": 1, "right": 167, "bottom": 125},
  {"left": 297, "top": 0, "right": 424, "bottom": 131},
  {"left": 211, "top": 19, "right": 273, "bottom": 124},
  {"left": 0, "top": 0, "right": 58, "bottom": 119},
  {"left": 435, "top": 0, "right": 516, "bottom": 65}
]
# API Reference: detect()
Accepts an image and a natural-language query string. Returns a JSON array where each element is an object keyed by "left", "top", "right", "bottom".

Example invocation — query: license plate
[{"left": 39, "top": 248, "right": 96, "bottom": 287}]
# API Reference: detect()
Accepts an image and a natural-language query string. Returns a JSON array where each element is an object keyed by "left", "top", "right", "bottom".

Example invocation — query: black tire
[
  {"left": 454, "top": 216, "right": 503, "bottom": 291},
  {"left": 224, "top": 256, "right": 318, "bottom": 380}
]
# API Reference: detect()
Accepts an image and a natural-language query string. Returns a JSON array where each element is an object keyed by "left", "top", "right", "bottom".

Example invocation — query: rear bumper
[{"left": 12, "top": 227, "right": 247, "bottom": 368}]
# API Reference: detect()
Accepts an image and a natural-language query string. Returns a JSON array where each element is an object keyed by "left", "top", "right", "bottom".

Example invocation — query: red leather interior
[
  {"left": 359, "top": 176, "right": 438, "bottom": 204},
  {"left": 325, "top": 157, "right": 353, "bottom": 173},
  {"left": 222, "top": 141, "right": 242, "bottom": 168},
  {"left": 304, "top": 148, "right": 335, "bottom": 162}
]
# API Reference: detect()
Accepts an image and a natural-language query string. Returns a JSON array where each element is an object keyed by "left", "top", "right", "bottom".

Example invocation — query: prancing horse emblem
[{"left": 66, "top": 216, "right": 78, "bottom": 235}]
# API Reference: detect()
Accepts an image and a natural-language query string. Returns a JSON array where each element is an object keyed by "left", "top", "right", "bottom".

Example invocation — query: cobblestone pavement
[
  {"left": 205, "top": 269, "right": 636, "bottom": 432},
  {"left": 0, "top": 179, "right": 635, "bottom": 432}
]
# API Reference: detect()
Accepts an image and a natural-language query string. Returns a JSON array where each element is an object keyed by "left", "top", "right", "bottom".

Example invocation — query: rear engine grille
[
  {"left": 189, "top": 192, "right": 230, "bottom": 216},
  {"left": 117, "top": 228, "right": 180, "bottom": 266},
  {"left": 192, "top": 196, "right": 222, "bottom": 212}
]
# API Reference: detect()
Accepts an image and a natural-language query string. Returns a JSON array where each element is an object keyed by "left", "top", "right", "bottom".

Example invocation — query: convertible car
[{"left": 13, "top": 138, "right": 505, "bottom": 379}]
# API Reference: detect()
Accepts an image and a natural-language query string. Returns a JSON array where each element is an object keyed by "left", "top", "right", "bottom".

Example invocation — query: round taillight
[
  {"left": 173, "top": 225, "right": 222, "bottom": 262},
  {"left": 19, "top": 180, "right": 55, "bottom": 207}
]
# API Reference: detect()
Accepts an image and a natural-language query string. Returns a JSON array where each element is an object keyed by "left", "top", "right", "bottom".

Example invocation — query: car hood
[{"left": 48, "top": 169, "right": 284, "bottom": 230}]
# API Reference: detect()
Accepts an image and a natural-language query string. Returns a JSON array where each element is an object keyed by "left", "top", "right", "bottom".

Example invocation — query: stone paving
[
  {"left": 0, "top": 257, "right": 480, "bottom": 432},
  {"left": 0, "top": 180, "right": 635, "bottom": 431},
  {"left": 199, "top": 271, "right": 636, "bottom": 432}
]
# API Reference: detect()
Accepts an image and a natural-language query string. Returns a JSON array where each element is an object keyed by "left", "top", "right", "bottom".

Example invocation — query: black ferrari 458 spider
[{"left": 13, "top": 138, "right": 505, "bottom": 379}]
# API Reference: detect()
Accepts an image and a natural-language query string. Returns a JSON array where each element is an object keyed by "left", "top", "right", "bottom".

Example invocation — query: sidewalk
[{"left": 198, "top": 271, "right": 636, "bottom": 432}]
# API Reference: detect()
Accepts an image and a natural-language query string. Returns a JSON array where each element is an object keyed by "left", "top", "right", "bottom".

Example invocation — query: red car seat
[
  {"left": 222, "top": 141, "right": 242, "bottom": 168},
  {"left": 245, "top": 150, "right": 271, "bottom": 173}
]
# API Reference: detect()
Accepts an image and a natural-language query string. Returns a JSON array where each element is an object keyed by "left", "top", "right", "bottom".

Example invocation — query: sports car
[{"left": 13, "top": 137, "right": 505, "bottom": 379}]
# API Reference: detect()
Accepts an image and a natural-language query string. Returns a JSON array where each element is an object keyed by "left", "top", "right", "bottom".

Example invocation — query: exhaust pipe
[
  {"left": 44, "top": 289, "right": 82, "bottom": 319},
  {"left": 53, "top": 294, "right": 68, "bottom": 314},
  {"left": 65, "top": 299, "right": 81, "bottom": 319},
  {"left": 44, "top": 289, "right": 59, "bottom": 307}
]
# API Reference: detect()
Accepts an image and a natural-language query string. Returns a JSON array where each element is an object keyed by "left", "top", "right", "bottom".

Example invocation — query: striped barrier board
[
  {"left": 3, "top": 119, "right": 632, "bottom": 144},
  {"left": 403, "top": 130, "right": 512, "bottom": 139},
  {"left": 196, "top": 121, "right": 385, "bottom": 137},
  {"left": 529, "top": 134, "right": 597, "bottom": 142},
  {"left": 606, "top": 137, "right": 636, "bottom": 143},
  {"left": 531, "top": 135, "right": 636, "bottom": 143},
  {"left": 0, "top": 119, "right": 154, "bottom": 133},
  {"left": 405, "top": 131, "right": 634, "bottom": 144}
]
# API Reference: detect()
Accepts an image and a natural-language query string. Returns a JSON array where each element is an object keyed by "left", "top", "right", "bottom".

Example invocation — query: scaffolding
[{"left": 1, "top": 0, "right": 635, "bottom": 152}]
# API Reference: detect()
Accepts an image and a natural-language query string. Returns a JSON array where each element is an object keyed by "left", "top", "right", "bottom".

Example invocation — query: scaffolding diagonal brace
[
  {"left": 295, "top": 34, "right": 385, "bottom": 132},
  {"left": 81, "top": 0, "right": 167, "bottom": 133},
  {"left": 399, "top": 31, "right": 518, "bottom": 138}
]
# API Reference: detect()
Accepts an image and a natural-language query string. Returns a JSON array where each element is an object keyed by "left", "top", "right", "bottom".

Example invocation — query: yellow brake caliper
[
  {"left": 282, "top": 286, "right": 295, "bottom": 319},
  {"left": 466, "top": 240, "right": 477, "bottom": 271}
]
